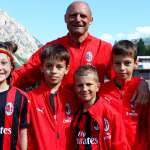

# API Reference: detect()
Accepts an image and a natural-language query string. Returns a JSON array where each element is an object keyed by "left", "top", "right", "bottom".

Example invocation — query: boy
[
  {"left": 0, "top": 47, "right": 28, "bottom": 150},
  {"left": 27, "top": 43, "right": 77, "bottom": 150},
  {"left": 72, "top": 65, "right": 127, "bottom": 150},
  {"left": 100, "top": 40, "right": 148, "bottom": 149}
]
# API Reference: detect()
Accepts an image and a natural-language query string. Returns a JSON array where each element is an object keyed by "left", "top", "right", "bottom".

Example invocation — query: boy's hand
[{"left": 131, "top": 79, "right": 150, "bottom": 104}]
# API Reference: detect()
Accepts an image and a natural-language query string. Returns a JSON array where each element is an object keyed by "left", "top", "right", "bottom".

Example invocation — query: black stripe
[
  {"left": 85, "top": 113, "right": 92, "bottom": 150},
  {"left": 49, "top": 94, "right": 56, "bottom": 113},
  {"left": 75, "top": 111, "right": 83, "bottom": 150},
  {"left": 0, "top": 91, "right": 7, "bottom": 150},
  {"left": 11, "top": 89, "right": 22, "bottom": 150}
]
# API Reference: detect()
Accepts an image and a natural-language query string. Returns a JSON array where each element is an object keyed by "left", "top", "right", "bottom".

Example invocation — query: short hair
[
  {"left": 112, "top": 40, "right": 137, "bottom": 61},
  {"left": 74, "top": 65, "right": 99, "bottom": 82},
  {"left": 41, "top": 43, "right": 70, "bottom": 66}
]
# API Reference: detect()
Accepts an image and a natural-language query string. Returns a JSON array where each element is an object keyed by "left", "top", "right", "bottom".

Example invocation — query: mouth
[
  {"left": 71, "top": 24, "right": 84, "bottom": 27},
  {"left": 50, "top": 76, "right": 59, "bottom": 80}
]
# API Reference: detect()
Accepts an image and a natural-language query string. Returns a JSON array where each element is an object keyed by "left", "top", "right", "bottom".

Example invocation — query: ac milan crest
[
  {"left": 85, "top": 51, "right": 93, "bottom": 62},
  {"left": 5, "top": 102, "right": 14, "bottom": 116}
]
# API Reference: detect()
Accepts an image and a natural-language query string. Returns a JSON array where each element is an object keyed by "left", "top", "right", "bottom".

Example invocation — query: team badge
[
  {"left": 65, "top": 103, "right": 71, "bottom": 116},
  {"left": 93, "top": 121, "right": 100, "bottom": 131},
  {"left": 85, "top": 51, "right": 93, "bottom": 62},
  {"left": 5, "top": 102, "right": 14, "bottom": 116},
  {"left": 104, "top": 118, "right": 109, "bottom": 132}
]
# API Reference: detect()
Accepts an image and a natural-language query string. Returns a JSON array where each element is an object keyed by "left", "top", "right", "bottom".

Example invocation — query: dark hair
[
  {"left": 112, "top": 40, "right": 137, "bottom": 61},
  {"left": 74, "top": 65, "right": 99, "bottom": 82},
  {"left": 41, "top": 43, "right": 70, "bottom": 66},
  {"left": 0, "top": 41, "right": 18, "bottom": 53},
  {"left": 4, "top": 41, "right": 18, "bottom": 53}
]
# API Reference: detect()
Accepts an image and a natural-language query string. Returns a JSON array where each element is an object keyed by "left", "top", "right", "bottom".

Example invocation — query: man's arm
[
  {"left": 20, "top": 128, "right": 27, "bottom": 150},
  {"left": 12, "top": 47, "right": 42, "bottom": 89}
]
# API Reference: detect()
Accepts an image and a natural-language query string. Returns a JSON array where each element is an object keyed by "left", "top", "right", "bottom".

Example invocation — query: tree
[{"left": 137, "top": 38, "right": 147, "bottom": 56}]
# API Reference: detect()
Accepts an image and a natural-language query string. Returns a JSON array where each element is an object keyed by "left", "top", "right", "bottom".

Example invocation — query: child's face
[
  {"left": 0, "top": 53, "right": 12, "bottom": 83},
  {"left": 41, "top": 58, "right": 69, "bottom": 87},
  {"left": 74, "top": 72, "right": 99, "bottom": 105},
  {"left": 112, "top": 55, "right": 137, "bottom": 81}
]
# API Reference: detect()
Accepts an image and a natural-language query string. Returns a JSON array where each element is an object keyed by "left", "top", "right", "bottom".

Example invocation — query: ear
[
  {"left": 134, "top": 60, "right": 138, "bottom": 69},
  {"left": 96, "top": 82, "right": 100, "bottom": 92},
  {"left": 65, "top": 65, "right": 70, "bottom": 75},
  {"left": 64, "top": 14, "right": 67, "bottom": 23},
  {"left": 89, "top": 16, "right": 93, "bottom": 25}
]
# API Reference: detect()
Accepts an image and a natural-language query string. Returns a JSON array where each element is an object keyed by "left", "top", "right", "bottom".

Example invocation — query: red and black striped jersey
[
  {"left": 73, "top": 111, "right": 100, "bottom": 150},
  {"left": 0, "top": 86, "right": 28, "bottom": 150}
]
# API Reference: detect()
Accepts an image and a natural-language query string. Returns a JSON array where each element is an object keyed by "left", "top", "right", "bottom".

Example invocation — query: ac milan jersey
[
  {"left": 100, "top": 77, "right": 148, "bottom": 149},
  {"left": 0, "top": 86, "right": 28, "bottom": 150},
  {"left": 27, "top": 82, "right": 78, "bottom": 150},
  {"left": 73, "top": 111, "right": 100, "bottom": 150}
]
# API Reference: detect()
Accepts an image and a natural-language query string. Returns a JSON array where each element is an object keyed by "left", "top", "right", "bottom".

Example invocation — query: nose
[
  {"left": 120, "top": 63, "right": 126, "bottom": 71},
  {"left": 76, "top": 14, "right": 82, "bottom": 22},
  {"left": 51, "top": 66, "right": 57, "bottom": 73},
  {"left": 82, "top": 85, "right": 88, "bottom": 91}
]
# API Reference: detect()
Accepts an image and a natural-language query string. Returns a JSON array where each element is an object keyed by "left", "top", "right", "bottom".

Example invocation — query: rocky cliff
[{"left": 0, "top": 10, "right": 42, "bottom": 67}]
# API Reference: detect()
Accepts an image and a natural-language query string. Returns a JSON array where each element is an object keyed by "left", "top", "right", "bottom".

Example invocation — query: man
[{"left": 12, "top": 1, "right": 149, "bottom": 103}]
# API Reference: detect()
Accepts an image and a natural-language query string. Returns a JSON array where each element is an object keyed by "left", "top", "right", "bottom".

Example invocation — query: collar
[
  {"left": 39, "top": 81, "right": 64, "bottom": 94},
  {"left": 66, "top": 33, "right": 93, "bottom": 47}
]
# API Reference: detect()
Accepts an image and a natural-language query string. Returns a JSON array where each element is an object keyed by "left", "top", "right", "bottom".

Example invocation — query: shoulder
[
  {"left": 92, "top": 96, "right": 121, "bottom": 120},
  {"left": 10, "top": 86, "right": 28, "bottom": 99},
  {"left": 27, "top": 85, "right": 44, "bottom": 98},
  {"left": 44, "top": 35, "right": 67, "bottom": 46},
  {"left": 89, "top": 34, "right": 112, "bottom": 49},
  {"left": 100, "top": 81, "right": 117, "bottom": 95}
]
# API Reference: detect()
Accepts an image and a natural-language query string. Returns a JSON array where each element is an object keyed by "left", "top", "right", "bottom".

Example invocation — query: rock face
[{"left": 0, "top": 10, "right": 42, "bottom": 67}]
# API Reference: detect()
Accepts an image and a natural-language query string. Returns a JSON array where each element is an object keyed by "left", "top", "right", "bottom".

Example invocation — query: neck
[
  {"left": 0, "top": 81, "right": 9, "bottom": 93},
  {"left": 47, "top": 82, "right": 61, "bottom": 94},
  {"left": 69, "top": 32, "right": 89, "bottom": 46},
  {"left": 114, "top": 78, "right": 127, "bottom": 89},
  {"left": 83, "top": 97, "right": 96, "bottom": 112}
]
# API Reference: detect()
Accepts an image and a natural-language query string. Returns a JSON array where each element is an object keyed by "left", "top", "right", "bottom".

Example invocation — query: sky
[{"left": 1, "top": 0, "right": 150, "bottom": 44}]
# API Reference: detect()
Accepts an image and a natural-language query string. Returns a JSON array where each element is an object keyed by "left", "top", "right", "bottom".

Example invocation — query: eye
[
  {"left": 86, "top": 83, "right": 93, "bottom": 86},
  {"left": 1, "top": 61, "right": 9, "bottom": 65},
  {"left": 56, "top": 65, "right": 64, "bottom": 69},
  {"left": 46, "top": 64, "right": 52, "bottom": 68},
  {"left": 76, "top": 84, "right": 83, "bottom": 88},
  {"left": 114, "top": 61, "right": 121, "bottom": 65},
  {"left": 124, "top": 61, "right": 132, "bottom": 66},
  {"left": 80, "top": 14, "right": 87, "bottom": 19}
]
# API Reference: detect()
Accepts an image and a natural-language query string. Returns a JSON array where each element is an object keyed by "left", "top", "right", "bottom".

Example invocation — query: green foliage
[{"left": 137, "top": 38, "right": 150, "bottom": 56}]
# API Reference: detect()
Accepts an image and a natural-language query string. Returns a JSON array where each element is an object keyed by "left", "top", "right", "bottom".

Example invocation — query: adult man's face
[{"left": 65, "top": 2, "right": 93, "bottom": 36}]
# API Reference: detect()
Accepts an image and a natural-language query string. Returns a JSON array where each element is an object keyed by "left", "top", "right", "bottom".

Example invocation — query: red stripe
[{"left": 3, "top": 87, "right": 16, "bottom": 149}]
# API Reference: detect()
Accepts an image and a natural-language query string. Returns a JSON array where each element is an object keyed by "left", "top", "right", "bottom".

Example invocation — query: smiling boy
[{"left": 72, "top": 65, "right": 127, "bottom": 150}]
